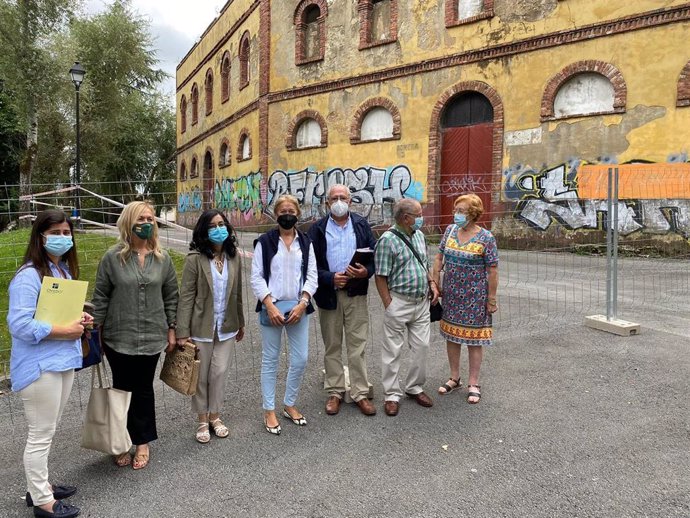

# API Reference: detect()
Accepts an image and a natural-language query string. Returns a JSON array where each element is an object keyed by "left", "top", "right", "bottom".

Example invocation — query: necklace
[{"left": 214, "top": 253, "right": 225, "bottom": 273}]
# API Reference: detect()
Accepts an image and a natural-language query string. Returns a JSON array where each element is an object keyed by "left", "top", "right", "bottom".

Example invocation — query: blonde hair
[
  {"left": 273, "top": 194, "right": 301, "bottom": 218},
  {"left": 116, "top": 201, "right": 163, "bottom": 263},
  {"left": 454, "top": 194, "right": 484, "bottom": 221}
]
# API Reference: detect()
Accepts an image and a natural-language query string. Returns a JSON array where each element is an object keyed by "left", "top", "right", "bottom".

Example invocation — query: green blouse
[{"left": 92, "top": 245, "right": 179, "bottom": 355}]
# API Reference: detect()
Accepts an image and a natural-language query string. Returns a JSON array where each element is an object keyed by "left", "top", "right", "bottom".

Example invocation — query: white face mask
[{"left": 330, "top": 200, "right": 349, "bottom": 218}]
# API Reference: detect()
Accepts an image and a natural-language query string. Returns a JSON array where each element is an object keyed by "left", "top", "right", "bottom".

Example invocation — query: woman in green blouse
[{"left": 92, "top": 201, "right": 178, "bottom": 470}]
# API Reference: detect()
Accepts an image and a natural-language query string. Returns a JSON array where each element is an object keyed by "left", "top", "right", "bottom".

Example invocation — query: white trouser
[{"left": 20, "top": 370, "right": 75, "bottom": 506}]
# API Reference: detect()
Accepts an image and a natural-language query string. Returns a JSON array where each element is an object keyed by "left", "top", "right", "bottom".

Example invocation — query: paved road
[{"left": 0, "top": 226, "right": 688, "bottom": 517}]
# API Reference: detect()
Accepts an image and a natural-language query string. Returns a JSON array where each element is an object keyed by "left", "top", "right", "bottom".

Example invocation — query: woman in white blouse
[
  {"left": 251, "top": 194, "right": 317, "bottom": 435},
  {"left": 176, "top": 210, "right": 245, "bottom": 443}
]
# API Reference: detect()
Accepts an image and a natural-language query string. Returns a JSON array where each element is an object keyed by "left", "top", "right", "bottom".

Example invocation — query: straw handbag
[{"left": 160, "top": 341, "right": 200, "bottom": 396}]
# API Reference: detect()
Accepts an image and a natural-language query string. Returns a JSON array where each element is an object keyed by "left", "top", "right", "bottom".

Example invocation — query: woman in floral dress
[{"left": 432, "top": 194, "right": 498, "bottom": 404}]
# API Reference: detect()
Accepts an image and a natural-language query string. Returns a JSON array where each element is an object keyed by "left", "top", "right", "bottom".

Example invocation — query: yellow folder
[{"left": 35, "top": 276, "right": 89, "bottom": 326}]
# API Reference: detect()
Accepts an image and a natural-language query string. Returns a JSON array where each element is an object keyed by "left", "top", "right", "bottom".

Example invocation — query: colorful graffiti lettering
[
  {"left": 215, "top": 172, "right": 266, "bottom": 221},
  {"left": 504, "top": 158, "right": 690, "bottom": 237},
  {"left": 268, "top": 165, "right": 423, "bottom": 224},
  {"left": 178, "top": 185, "right": 202, "bottom": 213}
]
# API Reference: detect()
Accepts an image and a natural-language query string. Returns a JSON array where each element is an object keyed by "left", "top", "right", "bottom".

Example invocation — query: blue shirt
[
  {"left": 325, "top": 215, "right": 357, "bottom": 274},
  {"left": 8, "top": 262, "right": 82, "bottom": 392}
]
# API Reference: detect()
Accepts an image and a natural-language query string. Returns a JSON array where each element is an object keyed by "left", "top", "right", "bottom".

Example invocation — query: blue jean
[{"left": 260, "top": 315, "right": 310, "bottom": 410}]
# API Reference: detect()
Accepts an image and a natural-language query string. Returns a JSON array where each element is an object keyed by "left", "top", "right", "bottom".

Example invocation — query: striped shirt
[
  {"left": 326, "top": 215, "right": 357, "bottom": 274},
  {"left": 374, "top": 224, "right": 430, "bottom": 298}
]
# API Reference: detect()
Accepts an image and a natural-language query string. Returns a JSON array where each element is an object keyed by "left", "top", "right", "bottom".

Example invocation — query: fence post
[{"left": 585, "top": 166, "right": 640, "bottom": 335}]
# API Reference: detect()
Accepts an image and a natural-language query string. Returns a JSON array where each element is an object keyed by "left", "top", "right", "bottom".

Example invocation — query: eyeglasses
[{"left": 329, "top": 196, "right": 349, "bottom": 202}]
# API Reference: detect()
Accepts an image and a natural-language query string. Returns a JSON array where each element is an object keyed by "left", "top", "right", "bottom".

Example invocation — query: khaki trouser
[
  {"left": 381, "top": 292, "right": 430, "bottom": 402},
  {"left": 319, "top": 291, "right": 371, "bottom": 401},
  {"left": 191, "top": 336, "right": 235, "bottom": 414},
  {"left": 20, "top": 370, "right": 74, "bottom": 506}
]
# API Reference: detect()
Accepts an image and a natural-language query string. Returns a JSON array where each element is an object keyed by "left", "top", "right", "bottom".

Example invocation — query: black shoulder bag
[{"left": 388, "top": 229, "right": 443, "bottom": 322}]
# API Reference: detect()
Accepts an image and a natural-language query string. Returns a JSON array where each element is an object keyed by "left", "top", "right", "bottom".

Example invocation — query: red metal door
[{"left": 439, "top": 122, "right": 493, "bottom": 228}]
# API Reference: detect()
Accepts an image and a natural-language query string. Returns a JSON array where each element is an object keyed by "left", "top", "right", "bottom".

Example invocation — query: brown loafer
[
  {"left": 356, "top": 398, "right": 377, "bottom": 416},
  {"left": 384, "top": 400, "right": 399, "bottom": 416},
  {"left": 325, "top": 395, "right": 341, "bottom": 415},
  {"left": 406, "top": 391, "right": 434, "bottom": 407}
]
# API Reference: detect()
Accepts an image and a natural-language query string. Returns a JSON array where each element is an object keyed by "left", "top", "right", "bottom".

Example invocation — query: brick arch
[
  {"left": 677, "top": 61, "right": 690, "bottom": 107},
  {"left": 204, "top": 68, "right": 214, "bottom": 115},
  {"left": 190, "top": 154, "right": 199, "bottom": 178},
  {"left": 180, "top": 95, "right": 187, "bottom": 133},
  {"left": 350, "top": 97, "right": 401, "bottom": 144},
  {"left": 427, "top": 80, "right": 504, "bottom": 205},
  {"left": 190, "top": 83, "right": 199, "bottom": 125},
  {"left": 237, "top": 127, "right": 252, "bottom": 162},
  {"left": 203, "top": 146, "right": 214, "bottom": 171},
  {"left": 294, "top": 0, "right": 328, "bottom": 65},
  {"left": 541, "top": 60, "right": 627, "bottom": 120},
  {"left": 286, "top": 109, "right": 328, "bottom": 151},
  {"left": 221, "top": 51, "right": 231, "bottom": 103},
  {"left": 358, "top": 0, "right": 399, "bottom": 49},
  {"left": 239, "top": 31, "right": 251, "bottom": 90},
  {"left": 179, "top": 159, "right": 187, "bottom": 181}
]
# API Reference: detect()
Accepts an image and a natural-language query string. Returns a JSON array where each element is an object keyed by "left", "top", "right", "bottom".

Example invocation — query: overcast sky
[{"left": 84, "top": 0, "right": 226, "bottom": 101}]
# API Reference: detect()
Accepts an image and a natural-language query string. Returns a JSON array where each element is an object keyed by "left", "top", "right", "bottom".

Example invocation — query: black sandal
[
  {"left": 438, "top": 377, "right": 462, "bottom": 395},
  {"left": 467, "top": 385, "right": 481, "bottom": 404}
]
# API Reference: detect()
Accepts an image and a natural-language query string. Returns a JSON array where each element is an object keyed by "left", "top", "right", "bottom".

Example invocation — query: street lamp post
[{"left": 69, "top": 62, "right": 85, "bottom": 224}]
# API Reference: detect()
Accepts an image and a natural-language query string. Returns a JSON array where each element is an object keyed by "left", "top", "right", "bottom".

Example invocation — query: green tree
[{"left": 0, "top": 0, "right": 78, "bottom": 213}]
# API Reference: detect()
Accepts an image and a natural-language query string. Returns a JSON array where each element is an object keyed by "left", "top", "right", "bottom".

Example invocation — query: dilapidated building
[{"left": 176, "top": 0, "right": 690, "bottom": 245}]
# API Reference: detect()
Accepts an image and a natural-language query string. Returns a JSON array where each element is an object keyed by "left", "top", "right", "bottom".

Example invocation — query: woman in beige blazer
[{"left": 176, "top": 209, "right": 245, "bottom": 443}]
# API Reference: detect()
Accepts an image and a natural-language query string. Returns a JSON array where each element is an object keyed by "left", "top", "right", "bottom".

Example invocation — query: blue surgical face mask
[
  {"left": 412, "top": 216, "right": 424, "bottom": 231},
  {"left": 454, "top": 213, "right": 467, "bottom": 227},
  {"left": 208, "top": 225, "right": 229, "bottom": 244},
  {"left": 43, "top": 235, "right": 73, "bottom": 257}
]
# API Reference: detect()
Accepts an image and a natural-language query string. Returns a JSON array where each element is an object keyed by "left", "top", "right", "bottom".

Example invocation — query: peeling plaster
[{"left": 495, "top": 0, "right": 559, "bottom": 23}]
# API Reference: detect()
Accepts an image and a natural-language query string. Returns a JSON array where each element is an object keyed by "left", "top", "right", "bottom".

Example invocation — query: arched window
[
  {"left": 286, "top": 110, "right": 328, "bottom": 151},
  {"left": 180, "top": 95, "right": 187, "bottom": 133},
  {"left": 219, "top": 140, "right": 231, "bottom": 167},
  {"left": 221, "top": 52, "right": 231, "bottom": 103},
  {"left": 190, "top": 156, "right": 199, "bottom": 178},
  {"left": 350, "top": 97, "right": 401, "bottom": 144},
  {"left": 180, "top": 161, "right": 187, "bottom": 181},
  {"left": 442, "top": 91, "right": 494, "bottom": 127},
  {"left": 541, "top": 61, "right": 627, "bottom": 121},
  {"left": 191, "top": 84, "right": 199, "bottom": 125},
  {"left": 446, "top": 0, "right": 494, "bottom": 27},
  {"left": 205, "top": 69, "right": 213, "bottom": 115},
  {"left": 294, "top": 0, "right": 327, "bottom": 65},
  {"left": 358, "top": 0, "right": 398, "bottom": 49},
  {"left": 677, "top": 61, "right": 690, "bottom": 107},
  {"left": 239, "top": 31, "right": 250, "bottom": 90},
  {"left": 204, "top": 150, "right": 213, "bottom": 173},
  {"left": 237, "top": 129, "right": 252, "bottom": 161},
  {"left": 297, "top": 119, "right": 322, "bottom": 148}
]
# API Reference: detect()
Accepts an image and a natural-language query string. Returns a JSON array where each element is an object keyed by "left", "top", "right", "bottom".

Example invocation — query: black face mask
[{"left": 277, "top": 214, "right": 298, "bottom": 230}]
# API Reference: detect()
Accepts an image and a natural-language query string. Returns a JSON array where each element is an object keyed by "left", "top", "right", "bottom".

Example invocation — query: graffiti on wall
[
  {"left": 178, "top": 185, "right": 202, "bottom": 213},
  {"left": 268, "top": 165, "right": 424, "bottom": 224},
  {"left": 503, "top": 156, "right": 690, "bottom": 237},
  {"left": 214, "top": 172, "right": 266, "bottom": 221},
  {"left": 177, "top": 165, "right": 424, "bottom": 225}
]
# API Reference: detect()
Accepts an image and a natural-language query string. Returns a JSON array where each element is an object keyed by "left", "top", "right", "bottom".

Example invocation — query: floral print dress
[{"left": 439, "top": 225, "right": 498, "bottom": 346}]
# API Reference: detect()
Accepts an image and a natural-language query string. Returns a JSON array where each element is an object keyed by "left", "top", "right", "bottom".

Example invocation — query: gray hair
[
  {"left": 327, "top": 184, "right": 351, "bottom": 200},
  {"left": 393, "top": 198, "right": 420, "bottom": 222}
]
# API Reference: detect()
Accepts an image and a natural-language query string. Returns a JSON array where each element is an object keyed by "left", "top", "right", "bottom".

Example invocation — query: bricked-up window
[
  {"left": 237, "top": 129, "right": 252, "bottom": 161},
  {"left": 219, "top": 140, "right": 230, "bottom": 167},
  {"left": 239, "top": 31, "right": 250, "bottom": 90},
  {"left": 294, "top": 0, "right": 327, "bottom": 65},
  {"left": 445, "top": 0, "right": 494, "bottom": 27},
  {"left": 180, "top": 161, "right": 187, "bottom": 181},
  {"left": 221, "top": 52, "right": 231, "bottom": 103},
  {"left": 350, "top": 97, "right": 401, "bottom": 144},
  {"left": 204, "top": 69, "right": 213, "bottom": 116},
  {"left": 190, "top": 156, "right": 199, "bottom": 178},
  {"left": 180, "top": 95, "right": 187, "bottom": 133},
  {"left": 677, "top": 61, "right": 690, "bottom": 107},
  {"left": 541, "top": 61, "right": 627, "bottom": 121},
  {"left": 191, "top": 84, "right": 199, "bottom": 125},
  {"left": 359, "top": 0, "right": 398, "bottom": 49}
]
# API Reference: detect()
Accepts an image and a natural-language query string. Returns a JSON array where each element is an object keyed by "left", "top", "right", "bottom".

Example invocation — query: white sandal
[
  {"left": 210, "top": 418, "right": 229, "bottom": 438},
  {"left": 196, "top": 422, "right": 210, "bottom": 443}
]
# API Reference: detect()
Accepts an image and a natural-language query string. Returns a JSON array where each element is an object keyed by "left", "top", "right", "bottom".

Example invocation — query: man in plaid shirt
[{"left": 374, "top": 199, "right": 440, "bottom": 416}]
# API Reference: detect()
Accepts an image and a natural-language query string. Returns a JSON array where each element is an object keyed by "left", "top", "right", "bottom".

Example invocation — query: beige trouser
[
  {"left": 20, "top": 370, "right": 75, "bottom": 506},
  {"left": 191, "top": 336, "right": 234, "bottom": 414},
  {"left": 319, "top": 291, "right": 371, "bottom": 401},
  {"left": 381, "top": 292, "right": 430, "bottom": 402}
]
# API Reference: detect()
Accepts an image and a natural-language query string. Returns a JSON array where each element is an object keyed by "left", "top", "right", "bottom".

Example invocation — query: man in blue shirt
[{"left": 308, "top": 184, "right": 377, "bottom": 416}]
